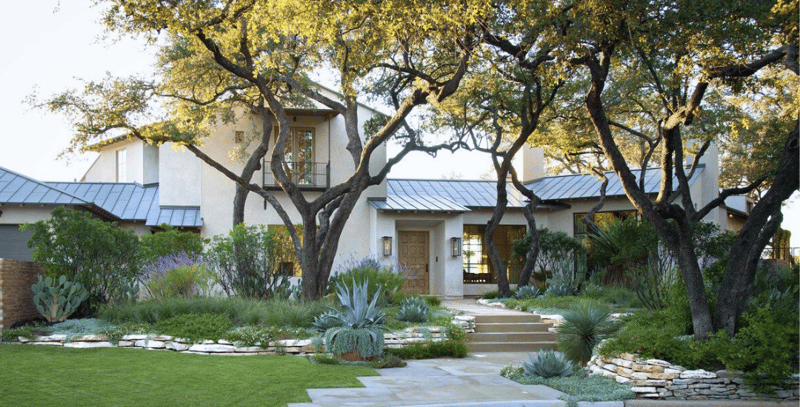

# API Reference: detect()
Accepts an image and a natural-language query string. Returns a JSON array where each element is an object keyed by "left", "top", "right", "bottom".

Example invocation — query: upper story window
[
  {"left": 116, "top": 149, "right": 127, "bottom": 182},
  {"left": 234, "top": 130, "right": 245, "bottom": 144},
  {"left": 280, "top": 127, "right": 315, "bottom": 185}
]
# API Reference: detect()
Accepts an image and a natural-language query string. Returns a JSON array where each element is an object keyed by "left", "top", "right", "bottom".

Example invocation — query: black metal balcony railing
[{"left": 262, "top": 161, "right": 329, "bottom": 190}]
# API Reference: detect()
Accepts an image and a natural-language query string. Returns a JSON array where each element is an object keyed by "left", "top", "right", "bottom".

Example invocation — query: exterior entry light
[
  {"left": 451, "top": 237, "right": 462, "bottom": 257},
  {"left": 382, "top": 236, "right": 392, "bottom": 256}
]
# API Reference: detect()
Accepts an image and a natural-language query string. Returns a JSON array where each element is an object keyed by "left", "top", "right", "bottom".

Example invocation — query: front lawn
[{"left": 0, "top": 345, "right": 377, "bottom": 407}]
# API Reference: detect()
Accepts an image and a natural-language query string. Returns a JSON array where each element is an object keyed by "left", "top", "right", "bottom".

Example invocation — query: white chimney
[{"left": 523, "top": 147, "right": 545, "bottom": 182}]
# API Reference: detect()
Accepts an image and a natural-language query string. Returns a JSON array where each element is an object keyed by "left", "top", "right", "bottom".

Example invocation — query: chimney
[{"left": 523, "top": 147, "right": 545, "bottom": 182}]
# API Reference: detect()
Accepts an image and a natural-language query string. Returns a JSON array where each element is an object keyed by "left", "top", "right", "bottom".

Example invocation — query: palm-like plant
[{"left": 557, "top": 302, "right": 619, "bottom": 366}]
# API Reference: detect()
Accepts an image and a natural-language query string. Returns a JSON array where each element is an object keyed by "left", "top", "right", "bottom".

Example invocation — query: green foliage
[
  {"left": 510, "top": 369, "right": 635, "bottom": 404},
  {"left": 522, "top": 350, "right": 574, "bottom": 378},
  {"left": 422, "top": 296, "right": 441, "bottom": 307},
  {"left": 98, "top": 321, "right": 152, "bottom": 344},
  {"left": 1, "top": 323, "right": 47, "bottom": 342},
  {"left": 46, "top": 318, "right": 116, "bottom": 338},
  {"left": 579, "top": 283, "right": 642, "bottom": 309},
  {"left": 482, "top": 290, "right": 499, "bottom": 299},
  {"left": 31, "top": 275, "right": 90, "bottom": 323},
  {"left": 22, "top": 207, "right": 140, "bottom": 307},
  {"left": 515, "top": 285, "right": 543, "bottom": 299},
  {"left": 513, "top": 228, "right": 585, "bottom": 281},
  {"left": 557, "top": 303, "right": 619, "bottom": 366},
  {"left": 145, "top": 264, "right": 216, "bottom": 299},
  {"left": 224, "top": 326, "right": 315, "bottom": 347},
  {"left": 396, "top": 296, "right": 430, "bottom": 323},
  {"left": 385, "top": 340, "right": 468, "bottom": 359},
  {"left": 139, "top": 225, "right": 206, "bottom": 263},
  {"left": 506, "top": 296, "right": 612, "bottom": 315},
  {"left": 99, "top": 297, "right": 324, "bottom": 328},
  {"left": 153, "top": 313, "right": 234, "bottom": 343},
  {"left": 205, "top": 223, "right": 293, "bottom": 299},
  {"left": 329, "top": 257, "right": 406, "bottom": 305}
]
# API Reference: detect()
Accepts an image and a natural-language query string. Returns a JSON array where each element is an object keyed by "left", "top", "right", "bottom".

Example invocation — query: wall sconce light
[
  {"left": 451, "top": 237, "right": 462, "bottom": 257},
  {"left": 382, "top": 236, "right": 392, "bottom": 256}
]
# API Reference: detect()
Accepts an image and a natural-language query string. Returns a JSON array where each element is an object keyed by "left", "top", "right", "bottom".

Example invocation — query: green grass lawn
[{"left": 0, "top": 344, "right": 377, "bottom": 407}]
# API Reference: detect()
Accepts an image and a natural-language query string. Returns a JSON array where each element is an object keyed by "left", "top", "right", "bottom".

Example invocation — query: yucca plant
[
  {"left": 396, "top": 296, "right": 430, "bottom": 323},
  {"left": 522, "top": 350, "right": 574, "bottom": 378},
  {"left": 515, "top": 285, "right": 543, "bottom": 300},
  {"left": 557, "top": 302, "right": 619, "bottom": 366}
]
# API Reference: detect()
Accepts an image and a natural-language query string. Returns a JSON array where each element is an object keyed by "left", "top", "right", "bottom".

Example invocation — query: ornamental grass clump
[
  {"left": 558, "top": 302, "right": 618, "bottom": 366},
  {"left": 522, "top": 350, "right": 574, "bottom": 378}
]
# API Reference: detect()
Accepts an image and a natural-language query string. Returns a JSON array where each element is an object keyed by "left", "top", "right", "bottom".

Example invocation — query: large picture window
[
  {"left": 462, "top": 224, "right": 526, "bottom": 284},
  {"left": 268, "top": 224, "right": 304, "bottom": 277}
]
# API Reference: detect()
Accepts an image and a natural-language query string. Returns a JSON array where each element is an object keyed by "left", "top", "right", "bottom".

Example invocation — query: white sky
[{"left": 2, "top": 1, "right": 798, "bottom": 247}]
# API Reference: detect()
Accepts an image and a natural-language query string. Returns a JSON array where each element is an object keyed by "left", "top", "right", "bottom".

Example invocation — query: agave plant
[
  {"left": 396, "top": 296, "right": 430, "bottom": 323},
  {"left": 515, "top": 285, "right": 543, "bottom": 300},
  {"left": 545, "top": 283, "right": 577, "bottom": 297},
  {"left": 320, "top": 278, "right": 387, "bottom": 359},
  {"left": 522, "top": 350, "right": 574, "bottom": 378}
]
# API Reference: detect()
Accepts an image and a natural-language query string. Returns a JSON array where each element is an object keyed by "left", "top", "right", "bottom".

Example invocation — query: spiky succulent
[
  {"left": 546, "top": 283, "right": 578, "bottom": 297},
  {"left": 522, "top": 350, "right": 574, "bottom": 378},
  {"left": 396, "top": 296, "right": 430, "bottom": 323},
  {"left": 515, "top": 285, "right": 543, "bottom": 300}
]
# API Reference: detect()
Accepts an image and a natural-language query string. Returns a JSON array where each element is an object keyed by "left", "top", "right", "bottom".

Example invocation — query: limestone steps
[{"left": 467, "top": 313, "right": 556, "bottom": 353}]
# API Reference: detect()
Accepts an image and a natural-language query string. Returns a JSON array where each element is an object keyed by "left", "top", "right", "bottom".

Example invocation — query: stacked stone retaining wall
[
  {"left": 588, "top": 352, "right": 799, "bottom": 402},
  {"left": 0, "top": 259, "right": 46, "bottom": 334},
  {"left": 9, "top": 320, "right": 475, "bottom": 356}
]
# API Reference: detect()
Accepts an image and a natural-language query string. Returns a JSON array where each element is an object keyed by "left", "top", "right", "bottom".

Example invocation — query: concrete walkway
[{"left": 289, "top": 299, "right": 786, "bottom": 407}]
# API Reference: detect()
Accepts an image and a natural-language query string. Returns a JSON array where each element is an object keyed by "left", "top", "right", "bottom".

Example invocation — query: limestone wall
[
  {"left": 10, "top": 323, "right": 469, "bottom": 356},
  {"left": 0, "top": 258, "right": 46, "bottom": 333},
  {"left": 588, "top": 352, "right": 799, "bottom": 401}
]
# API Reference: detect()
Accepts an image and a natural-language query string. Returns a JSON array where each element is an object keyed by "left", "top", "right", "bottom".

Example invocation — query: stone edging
[
  {"left": 587, "top": 352, "right": 799, "bottom": 401},
  {"left": 8, "top": 316, "right": 476, "bottom": 356}
]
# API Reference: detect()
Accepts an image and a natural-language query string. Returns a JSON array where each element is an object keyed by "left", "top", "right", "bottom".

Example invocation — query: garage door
[{"left": 0, "top": 225, "right": 34, "bottom": 261}]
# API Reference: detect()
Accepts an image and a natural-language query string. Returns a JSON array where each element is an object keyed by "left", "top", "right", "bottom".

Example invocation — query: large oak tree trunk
[{"left": 714, "top": 128, "right": 799, "bottom": 335}]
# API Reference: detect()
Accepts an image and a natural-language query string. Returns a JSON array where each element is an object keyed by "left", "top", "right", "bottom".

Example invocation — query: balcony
[{"left": 262, "top": 161, "right": 329, "bottom": 191}]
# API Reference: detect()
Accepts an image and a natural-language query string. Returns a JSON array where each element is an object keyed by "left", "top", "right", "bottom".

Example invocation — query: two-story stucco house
[{"left": 0, "top": 92, "right": 751, "bottom": 298}]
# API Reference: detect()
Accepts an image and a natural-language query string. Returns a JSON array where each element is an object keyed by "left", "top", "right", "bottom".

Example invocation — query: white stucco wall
[
  {"left": 159, "top": 144, "right": 202, "bottom": 207},
  {"left": 82, "top": 139, "right": 143, "bottom": 183}
]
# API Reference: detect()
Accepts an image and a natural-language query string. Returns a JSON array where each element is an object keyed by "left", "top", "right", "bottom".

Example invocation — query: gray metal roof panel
[{"left": 0, "top": 166, "right": 87, "bottom": 205}]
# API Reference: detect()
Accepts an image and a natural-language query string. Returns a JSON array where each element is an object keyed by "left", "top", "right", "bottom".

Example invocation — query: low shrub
[
  {"left": 511, "top": 370, "right": 635, "bottom": 404},
  {"left": 546, "top": 283, "right": 578, "bottom": 297},
  {"left": 505, "top": 296, "right": 610, "bottom": 315},
  {"left": 153, "top": 313, "right": 233, "bottom": 343},
  {"left": 385, "top": 339, "right": 467, "bottom": 359},
  {"left": 145, "top": 263, "right": 216, "bottom": 299},
  {"left": 224, "top": 326, "right": 316, "bottom": 347},
  {"left": 579, "top": 284, "right": 642, "bottom": 309},
  {"left": 98, "top": 321, "right": 151, "bottom": 344}
]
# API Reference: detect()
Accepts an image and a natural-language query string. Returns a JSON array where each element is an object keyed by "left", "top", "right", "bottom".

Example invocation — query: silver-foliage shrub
[
  {"left": 396, "top": 296, "right": 430, "bottom": 323},
  {"left": 522, "top": 350, "right": 574, "bottom": 378}
]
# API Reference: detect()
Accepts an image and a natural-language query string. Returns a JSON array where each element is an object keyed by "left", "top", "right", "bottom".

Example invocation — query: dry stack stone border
[
  {"left": 587, "top": 352, "right": 799, "bottom": 401},
  {"left": 8, "top": 315, "right": 476, "bottom": 356}
]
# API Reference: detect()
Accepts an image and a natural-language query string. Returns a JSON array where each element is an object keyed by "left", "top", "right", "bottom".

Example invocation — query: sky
[{"left": 2, "top": 1, "right": 798, "bottom": 248}]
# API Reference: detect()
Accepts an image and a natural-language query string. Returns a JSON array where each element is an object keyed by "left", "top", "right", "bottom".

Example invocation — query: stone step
[
  {"left": 469, "top": 332, "right": 556, "bottom": 343},
  {"left": 473, "top": 314, "right": 541, "bottom": 324},
  {"left": 473, "top": 322, "right": 553, "bottom": 333},
  {"left": 466, "top": 341, "right": 558, "bottom": 353}
]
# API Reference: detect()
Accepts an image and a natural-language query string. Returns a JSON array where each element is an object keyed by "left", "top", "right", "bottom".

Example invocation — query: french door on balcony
[{"left": 282, "top": 127, "right": 314, "bottom": 185}]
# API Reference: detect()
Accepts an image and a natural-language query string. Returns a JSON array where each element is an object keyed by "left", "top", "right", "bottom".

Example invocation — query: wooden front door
[{"left": 398, "top": 231, "right": 429, "bottom": 295}]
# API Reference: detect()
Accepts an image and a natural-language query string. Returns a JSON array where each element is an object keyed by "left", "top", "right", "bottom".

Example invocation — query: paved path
[{"left": 289, "top": 299, "right": 786, "bottom": 407}]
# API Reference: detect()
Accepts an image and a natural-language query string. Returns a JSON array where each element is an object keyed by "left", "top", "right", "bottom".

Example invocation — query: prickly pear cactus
[{"left": 31, "top": 275, "right": 90, "bottom": 323}]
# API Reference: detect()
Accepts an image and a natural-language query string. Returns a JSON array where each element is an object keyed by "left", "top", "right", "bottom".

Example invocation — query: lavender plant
[{"left": 141, "top": 252, "right": 215, "bottom": 299}]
